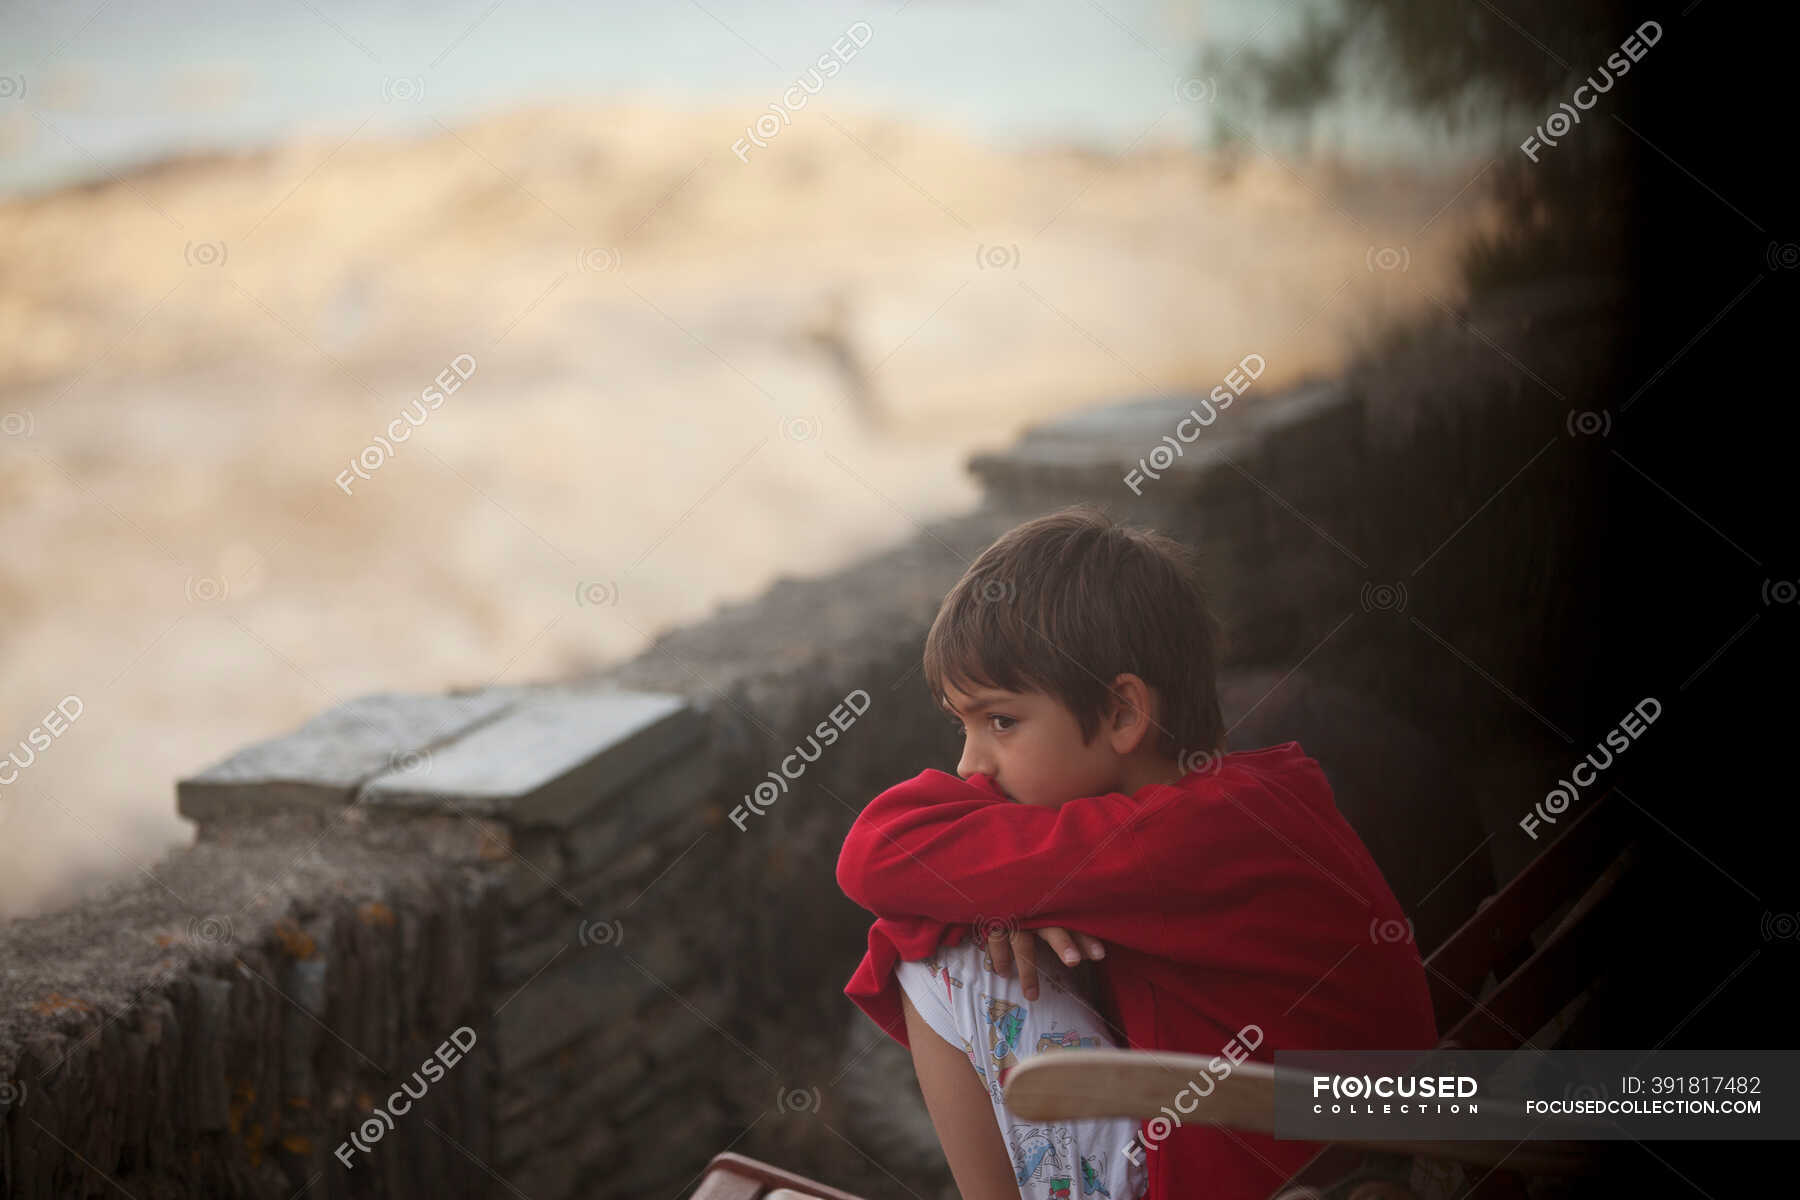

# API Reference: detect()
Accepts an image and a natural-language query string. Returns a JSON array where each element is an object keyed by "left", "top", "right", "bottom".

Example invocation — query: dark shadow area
[{"left": 1205, "top": 3, "right": 1795, "bottom": 1192}]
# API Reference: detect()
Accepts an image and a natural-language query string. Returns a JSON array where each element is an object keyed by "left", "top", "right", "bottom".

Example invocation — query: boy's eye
[{"left": 945, "top": 714, "right": 1015, "bottom": 734}]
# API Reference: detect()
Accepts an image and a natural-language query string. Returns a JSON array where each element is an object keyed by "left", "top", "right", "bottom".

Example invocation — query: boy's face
[{"left": 942, "top": 681, "right": 1124, "bottom": 808}]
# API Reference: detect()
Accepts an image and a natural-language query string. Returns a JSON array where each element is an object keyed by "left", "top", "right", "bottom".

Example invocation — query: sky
[{"left": 0, "top": 0, "right": 1486, "bottom": 196}]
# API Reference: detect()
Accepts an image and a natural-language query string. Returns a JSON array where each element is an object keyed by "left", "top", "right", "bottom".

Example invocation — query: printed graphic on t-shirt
[
  {"left": 984, "top": 995, "right": 1026, "bottom": 1076},
  {"left": 922, "top": 953, "right": 966, "bottom": 1006},
  {"left": 1036, "top": 1024, "right": 1102, "bottom": 1053},
  {"left": 893, "top": 947, "right": 1149, "bottom": 1199},
  {"left": 1079, "top": 1153, "right": 1115, "bottom": 1196},
  {"left": 1011, "top": 1123, "right": 1075, "bottom": 1189}
]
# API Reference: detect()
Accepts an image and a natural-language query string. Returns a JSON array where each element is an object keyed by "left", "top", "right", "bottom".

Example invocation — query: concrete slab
[
  {"left": 968, "top": 378, "right": 1348, "bottom": 501},
  {"left": 176, "top": 689, "right": 521, "bottom": 823},
  {"left": 358, "top": 688, "right": 706, "bottom": 829}
]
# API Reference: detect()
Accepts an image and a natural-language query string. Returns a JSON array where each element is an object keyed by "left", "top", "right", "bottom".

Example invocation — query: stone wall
[
  {"left": 0, "top": 807, "right": 501, "bottom": 1200},
  {"left": 1, "top": 285, "right": 1623, "bottom": 1197},
  {"left": 0, "top": 509, "right": 1029, "bottom": 1200}
]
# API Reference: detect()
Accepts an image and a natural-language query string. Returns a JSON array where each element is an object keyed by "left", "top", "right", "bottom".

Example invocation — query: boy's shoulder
[
  {"left": 1160, "top": 740, "right": 1349, "bottom": 844},
  {"left": 1184, "top": 741, "right": 1328, "bottom": 803}
]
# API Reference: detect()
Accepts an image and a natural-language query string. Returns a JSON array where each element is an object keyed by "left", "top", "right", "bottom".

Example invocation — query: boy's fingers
[
  {"left": 1011, "top": 930, "right": 1039, "bottom": 999},
  {"left": 986, "top": 927, "right": 1012, "bottom": 977},
  {"left": 1073, "top": 931, "right": 1107, "bottom": 960},
  {"left": 1036, "top": 926, "right": 1083, "bottom": 967}
]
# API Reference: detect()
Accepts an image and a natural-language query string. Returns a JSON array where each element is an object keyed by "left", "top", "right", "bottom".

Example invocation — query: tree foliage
[{"left": 1200, "top": 0, "right": 1645, "bottom": 292}]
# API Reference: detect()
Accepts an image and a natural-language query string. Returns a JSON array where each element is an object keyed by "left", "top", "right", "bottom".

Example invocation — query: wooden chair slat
[
  {"left": 1003, "top": 1054, "right": 1596, "bottom": 1173},
  {"left": 1424, "top": 791, "right": 1628, "bottom": 1030},
  {"left": 1280, "top": 1142, "right": 1369, "bottom": 1189},
  {"left": 1438, "top": 844, "right": 1639, "bottom": 1051},
  {"left": 690, "top": 1175, "right": 765, "bottom": 1200},
  {"left": 689, "top": 1152, "right": 871, "bottom": 1200}
]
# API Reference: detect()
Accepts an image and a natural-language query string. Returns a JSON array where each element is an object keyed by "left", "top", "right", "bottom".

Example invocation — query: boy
[{"left": 835, "top": 506, "right": 1437, "bottom": 1200}]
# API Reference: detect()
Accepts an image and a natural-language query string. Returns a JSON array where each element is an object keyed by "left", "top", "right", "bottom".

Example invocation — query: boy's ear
[{"left": 1104, "top": 673, "right": 1157, "bottom": 755}]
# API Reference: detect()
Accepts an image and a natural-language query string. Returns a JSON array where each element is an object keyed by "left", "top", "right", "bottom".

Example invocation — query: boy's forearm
[
  {"left": 837, "top": 781, "right": 1036, "bottom": 922},
  {"left": 838, "top": 770, "right": 1162, "bottom": 929}
]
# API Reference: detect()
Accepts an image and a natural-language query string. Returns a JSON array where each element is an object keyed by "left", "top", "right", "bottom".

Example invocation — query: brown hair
[{"left": 923, "top": 505, "right": 1227, "bottom": 758}]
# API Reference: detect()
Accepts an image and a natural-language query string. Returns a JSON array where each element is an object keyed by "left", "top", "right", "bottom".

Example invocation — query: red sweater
[{"left": 836, "top": 742, "right": 1438, "bottom": 1200}]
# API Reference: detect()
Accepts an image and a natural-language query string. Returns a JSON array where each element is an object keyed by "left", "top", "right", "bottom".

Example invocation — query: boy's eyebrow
[{"left": 941, "top": 690, "right": 1017, "bottom": 715}]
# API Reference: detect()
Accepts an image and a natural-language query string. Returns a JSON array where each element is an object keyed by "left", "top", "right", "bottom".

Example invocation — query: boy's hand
[{"left": 985, "top": 926, "right": 1106, "bottom": 1000}]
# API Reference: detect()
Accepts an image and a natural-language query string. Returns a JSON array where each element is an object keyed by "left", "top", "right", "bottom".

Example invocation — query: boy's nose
[{"left": 956, "top": 742, "right": 991, "bottom": 781}]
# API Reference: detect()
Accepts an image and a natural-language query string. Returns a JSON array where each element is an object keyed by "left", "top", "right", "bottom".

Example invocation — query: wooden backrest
[
  {"left": 1279, "top": 788, "right": 1639, "bottom": 1197},
  {"left": 1423, "top": 790, "right": 1639, "bottom": 1046},
  {"left": 1423, "top": 791, "right": 1630, "bottom": 1031}
]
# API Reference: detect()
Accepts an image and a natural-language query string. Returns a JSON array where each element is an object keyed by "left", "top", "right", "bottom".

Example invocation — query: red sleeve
[{"left": 835, "top": 768, "right": 1206, "bottom": 942}]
